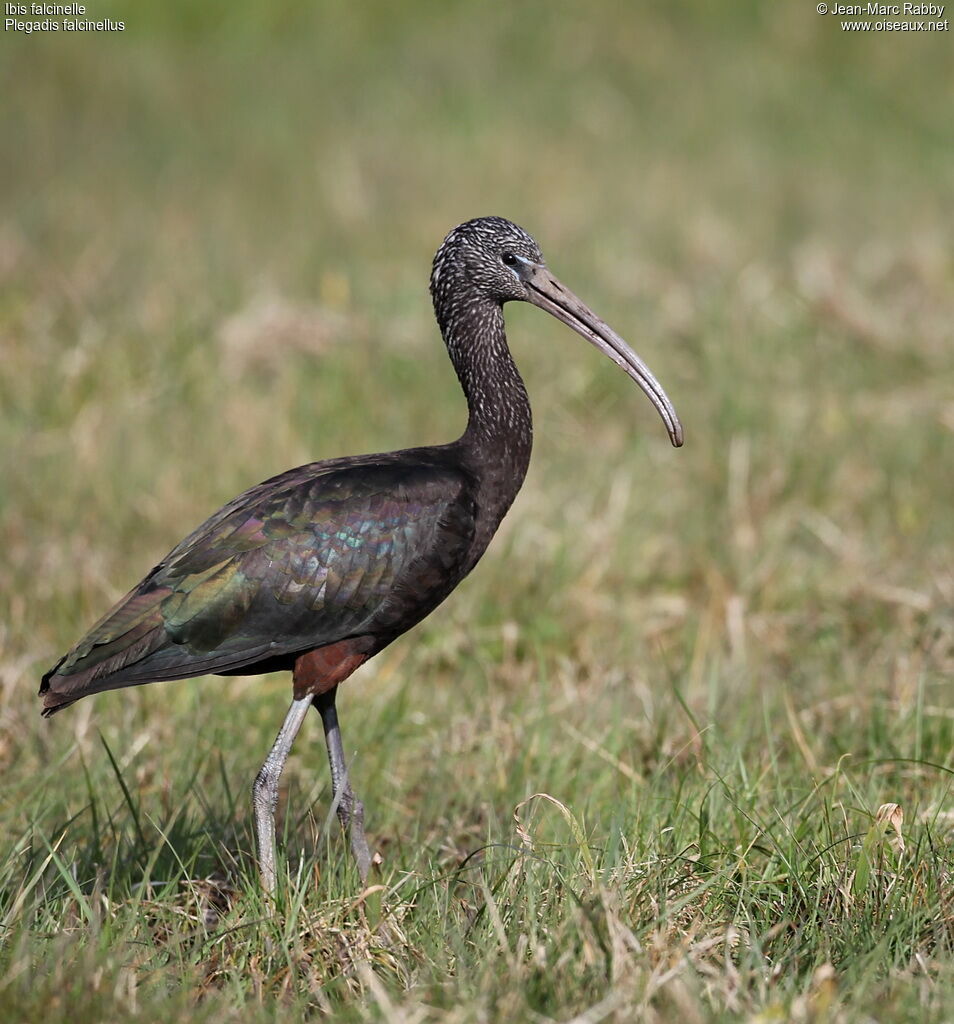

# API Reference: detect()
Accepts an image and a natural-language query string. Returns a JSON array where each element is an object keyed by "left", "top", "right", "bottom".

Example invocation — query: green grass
[{"left": 2, "top": 1, "right": 953, "bottom": 1020}]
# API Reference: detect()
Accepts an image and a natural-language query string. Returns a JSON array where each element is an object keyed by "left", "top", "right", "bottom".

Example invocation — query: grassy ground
[{"left": 2, "top": 2, "right": 953, "bottom": 1020}]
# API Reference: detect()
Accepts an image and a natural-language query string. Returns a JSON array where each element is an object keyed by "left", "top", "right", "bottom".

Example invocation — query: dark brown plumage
[{"left": 41, "top": 216, "right": 683, "bottom": 890}]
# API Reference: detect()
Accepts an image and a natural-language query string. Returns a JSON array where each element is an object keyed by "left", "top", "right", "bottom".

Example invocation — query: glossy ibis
[{"left": 40, "top": 217, "right": 683, "bottom": 891}]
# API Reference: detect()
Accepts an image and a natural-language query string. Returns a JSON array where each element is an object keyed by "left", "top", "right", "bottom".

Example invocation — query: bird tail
[
  {"left": 39, "top": 657, "right": 74, "bottom": 716},
  {"left": 39, "top": 585, "right": 171, "bottom": 716},
  {"left": 39, "top": 622, "right": 171, "bottom": 714}
]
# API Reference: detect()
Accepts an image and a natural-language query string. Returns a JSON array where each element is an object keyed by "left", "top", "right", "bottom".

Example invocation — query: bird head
[{"left": 431, "top": 216, "right": 545, "bottom": 305}]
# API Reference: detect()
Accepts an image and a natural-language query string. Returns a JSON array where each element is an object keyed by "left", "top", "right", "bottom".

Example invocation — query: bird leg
[
  {"left": 252, "top": 695, "right": 312, "bottom": 894},
  {"left": 312, "top": 686, "right": 373, "bottom": 882}
]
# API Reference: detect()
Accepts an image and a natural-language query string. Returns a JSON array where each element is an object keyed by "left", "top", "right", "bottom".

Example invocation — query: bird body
[
  {"left": 41, "top": 216, "right": 682, "bottom": 889},
  {"left": 41, "top": 451, "right": 490, "bottom": 708}
]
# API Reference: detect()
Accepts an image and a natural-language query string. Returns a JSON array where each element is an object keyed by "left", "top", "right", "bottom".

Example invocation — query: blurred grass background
[{"left": 1, "top": 1, "right": 953, "bottom": 1021}]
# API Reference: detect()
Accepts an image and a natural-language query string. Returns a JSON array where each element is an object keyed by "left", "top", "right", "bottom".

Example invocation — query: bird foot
[{"left": 336, "top": 791, "right": 374, "bottom": 882}]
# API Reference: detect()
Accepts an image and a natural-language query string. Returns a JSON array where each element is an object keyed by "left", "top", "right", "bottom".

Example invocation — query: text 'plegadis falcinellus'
[{"left": 41, "top": 217, "right": 683, "bottom": 891}]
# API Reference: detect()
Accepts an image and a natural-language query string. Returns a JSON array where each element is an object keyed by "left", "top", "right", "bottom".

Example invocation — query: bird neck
[{"left": 441, "top": 297, "right": 533, "bottom": 504}]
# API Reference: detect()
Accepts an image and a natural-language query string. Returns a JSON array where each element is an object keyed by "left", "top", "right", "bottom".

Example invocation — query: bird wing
[{"left": 41, "top": 456, "right": 476, "bottom": 711}]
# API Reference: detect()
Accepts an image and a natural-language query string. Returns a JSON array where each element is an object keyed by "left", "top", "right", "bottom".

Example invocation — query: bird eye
[{"left": 501, "top": 253, "right": 518, "bottom": 267}]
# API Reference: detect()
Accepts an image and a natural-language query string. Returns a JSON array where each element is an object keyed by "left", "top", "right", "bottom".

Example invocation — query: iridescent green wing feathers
[{"left": 41, "top": 458, "right": 476, "bottom": 712}]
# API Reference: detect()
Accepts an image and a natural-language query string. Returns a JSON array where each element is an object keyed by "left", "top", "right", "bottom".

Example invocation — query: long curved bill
[{"left": 525, "top": 267, "right": 684, "bottom": 447}]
